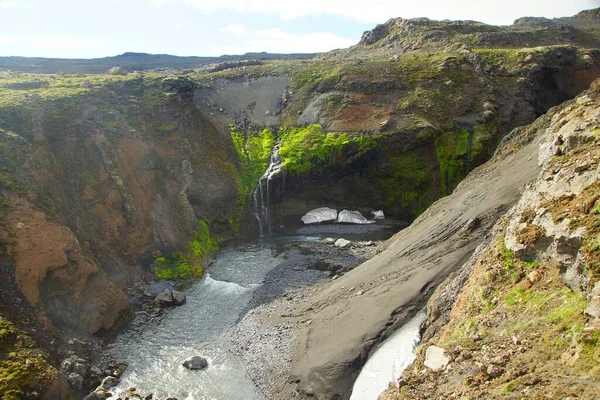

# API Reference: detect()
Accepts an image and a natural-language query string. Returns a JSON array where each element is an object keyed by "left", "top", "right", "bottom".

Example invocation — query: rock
[
  {"left": 371, "top": 210, "right": 385, "bottom": 220},
  {"left": 182, "top": 355, "right": 208, "bottom": 370},
  {"left": 486, "top": 365, "right": 504, "bottom": 378},
  {"left": 323, "top": 237, "right": 336, "bottom": 244},
  {"left": 424, "top": 345, "right": 450, "bottom": 370},
  {"left": 60, "top": 358, "right": 73, "bottom": 373},
  {"left": 144, "top": 394, "right": 154, "bottom": 400},
  {"left": 81, "top": 80, "right": 91, "bottom": 88},
  {"left": 301, "top": 208, "right": 338, "bottom": 225},
  {"left": 527, "top": 270, "right": 541, "bottom": 283},
  {"left": 172, "top": 290, "right": 186, "bottom": 305},
  {"left": 99, "top": 375, "right": 119, "bottom": 389},
  {"left": 67, "top": 372, "right": 84, "bottom": 390},
  {"left": 89, "top": 366, "right": 102, "bottom": 377},
  {"left": 107, "top": 66, "right": 126, "bottom": 75},
  {"left": 337, "top": 210, "right": 376, "bottom": 224},
  {"left": 73, "top": 362, "right": 88, "bottom": 378},
  {"left": 584, "top": 282, "right": 600, "bottom": 320},
  {"left": 334, "top": 239, "right": 352, "bottom": 248},
  {"left": 155, "top": 290, "right": 174, "bottom": 306}
]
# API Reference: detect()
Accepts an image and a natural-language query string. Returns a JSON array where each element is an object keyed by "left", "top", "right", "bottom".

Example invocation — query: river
[{"left": 105, "top": 225, "right": 409, "bottom": 399}]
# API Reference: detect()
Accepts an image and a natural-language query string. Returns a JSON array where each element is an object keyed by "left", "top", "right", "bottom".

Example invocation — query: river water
[
  {"left": 349, "top": 310, "right": 427, "bottom": 400},
  {"left": 105, "top": 225, "right": 410, "bottom": 400}
]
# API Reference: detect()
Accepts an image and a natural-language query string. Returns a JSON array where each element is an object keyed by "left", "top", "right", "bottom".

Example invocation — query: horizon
[{"left": 0, "top": 0, "right": 598, "bottom": 59}]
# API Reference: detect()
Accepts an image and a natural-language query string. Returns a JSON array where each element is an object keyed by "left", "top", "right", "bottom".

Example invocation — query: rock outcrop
[{"left": 382, "top": 78, "right": 600, "bottom": 400}]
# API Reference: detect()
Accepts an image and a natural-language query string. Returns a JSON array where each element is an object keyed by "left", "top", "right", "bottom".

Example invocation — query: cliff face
[
  {"left": 0, "top": 75, "right": 240, "bottom": 336},
  {"left": 381, "top": 78, "right": 600, "bottom": 400}
]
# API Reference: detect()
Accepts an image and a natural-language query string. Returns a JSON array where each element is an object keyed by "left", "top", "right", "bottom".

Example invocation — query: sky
[{"left": 0, "top": 0, "right": 598, "bottom": 58}]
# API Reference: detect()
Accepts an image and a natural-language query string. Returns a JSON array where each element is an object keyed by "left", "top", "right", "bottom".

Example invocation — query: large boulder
[
  {"left": 154, "top": 290, "right": 174, "bottom": 306},
  {"left": 172, "top": 290, "right": 186, "bottom": 305},
  {"left": 424, "top": 345, "right": 450, "bottom": 370},
  {"left": 301, "top": 207, "right": 338, "bottom": 224},
  {"left": 337, "top": 210, "right": 375, "bottom": 224},
  {"left": 182, "top": 355, "right": 208, "bottom": 370}
]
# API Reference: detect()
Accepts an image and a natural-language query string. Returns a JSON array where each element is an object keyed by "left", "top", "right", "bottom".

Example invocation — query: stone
[
  {"left": 155, "top": 290, "right": 174, "bottom": 306},
  {"left": 182, "top": 355, "right": 208, "bottom": 370},
  {"left": 337, "top": 210, "right": 376, "bottom": 225},
  {"left": 301, "top": 208, "right": 338, "bottom": 225},
  {"left": 334, "top": 239, "right": 352, "bottom": 248},
  {"left": 527, "top": 270, "right": 541, "bottom": 283},
  {"left": 107, "top": 66, "right": 126, "bottom": 75},
  {"left": 99, "top": 375, "right": 120, "bottom": 389},
  {"left": 486, "top": 365, "right": 504, "bottom": 378},
  {"left": 172, "top": 290, "right": 186, "bottom": 305},
  {"left": 323, "top": 237, "right": 336, "bottom": 244},
  {"left": 144, "top": 394, "right": 154, "bottom": 400},
  {"left": 60, "top": 358, "right": 73, "bottom": 372},
  {"left": 371, "top": 210, "right": 385, "bottom": 220},
  {"left": 424, "top": 345, "right": 450, "bottom": 370},
  {"left": 80, "top": 80, "right": 91, "bottom": 88},
  {"left": 67, "top": 372, "right": 84, "bottom": 390},
  {"left": 73, "top": 362, "right": 88, "bottom": 378}
]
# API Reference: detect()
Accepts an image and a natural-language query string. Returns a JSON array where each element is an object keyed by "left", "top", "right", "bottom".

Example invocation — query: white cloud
[
  {"left": 219, "top": 28, "right": 356, "bottom": 54},
  {"left": 220, "top": 24, "right": 246, "bottom": 34},
  {"left": 157, "top": 0, "right": 597, "bottom": 25},
  {"left": 31, "top": 37, "right": 105, "bottom": 48},
  {"left": 0, "top": 1, "right": 16, "bottom": 8}
]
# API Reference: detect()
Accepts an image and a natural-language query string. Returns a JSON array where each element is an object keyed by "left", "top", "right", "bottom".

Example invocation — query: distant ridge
[{"left": 0, "top": 51, "right": 317, "bottom": 74}]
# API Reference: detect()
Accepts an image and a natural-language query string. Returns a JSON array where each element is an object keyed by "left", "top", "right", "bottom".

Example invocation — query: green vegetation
[
  {"left": 153, "top": 219, "right": 220, "bottom": 279},
  {"left": 228, "top": 127, "right": 275, "bottom": 231},
  {"left": 0, "top": 317, "right": 56, "bottom": 400},
  {"left": 435, "top": 129, "right": 470, "bottom": 195},
  {"left": 278, "top": 124, "right": 376, "bottom": 175},
  {"left": 378, "top": 147, "right": 433, "bottom": 215}
]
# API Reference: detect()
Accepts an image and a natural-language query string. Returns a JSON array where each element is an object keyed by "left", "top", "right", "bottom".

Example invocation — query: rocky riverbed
[{"left": 79, "top": 227, "right": 392, "bottom": 400}]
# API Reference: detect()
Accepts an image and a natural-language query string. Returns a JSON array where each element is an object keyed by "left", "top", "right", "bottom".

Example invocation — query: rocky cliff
[{"left": 380, "top": 77, "right": 600, "bottom": 400}]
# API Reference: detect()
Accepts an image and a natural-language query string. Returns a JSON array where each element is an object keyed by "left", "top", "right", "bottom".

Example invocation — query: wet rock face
[{"left": 182, "top": 355, "right": 208, "bottom": 370}]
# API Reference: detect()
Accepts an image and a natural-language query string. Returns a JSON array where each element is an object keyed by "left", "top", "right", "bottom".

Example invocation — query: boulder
[
  {"left": 334, "top": 239, "right": 352, "bottom": 248},
  {"left": 301, "top": 208, "right": 338, "bottom": 225},
  {"left": 67, "top": 372, "right": 83, "bottom": 390},
  {"left": 424, "top": 345, "right": 450, "bottom": 370},
  {"left": 172, "top": 290, "right": 186, "bottom": 305},
  {"left": 72, "top": 362, "right": 87, "bottom": 378},
  {"left": 182, "top": 355, "right": 208, "bottom": 370},
  {"left": 371, "top": 210, "right": 385, "bottom": 220},
  {"left": 154, "top": 290, "right": 174, "bottom": 306},
  {"left": 107, "top": 66, "right": 126, "bottom": 75},
  {"left": 323, "top": 237, "right": 336, "bottom": 244},
  {"left": 99, "top": 375, "right": 119, "bottom": 389},
  {"left": 337, "top": 210, "right": 376, "bottom": 224}
]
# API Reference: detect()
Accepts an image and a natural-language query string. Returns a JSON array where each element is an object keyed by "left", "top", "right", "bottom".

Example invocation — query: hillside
[{"left": 0, "top": 7, "right": 599, "bottom": 400}]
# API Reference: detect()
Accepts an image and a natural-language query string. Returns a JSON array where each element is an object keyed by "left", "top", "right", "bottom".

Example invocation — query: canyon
[{"left": 0, "top": 7, "right": 600, "bottom": 400}]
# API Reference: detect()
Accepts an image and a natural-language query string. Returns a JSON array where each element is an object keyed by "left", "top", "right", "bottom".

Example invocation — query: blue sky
[{"left": 0, "top": 0, "right": 598, "bottom": 58}]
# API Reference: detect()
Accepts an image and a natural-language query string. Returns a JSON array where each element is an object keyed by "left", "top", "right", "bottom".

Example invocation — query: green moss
[
  {"left": 378, "top": 147, "right": 433, "bottom": 216},
  {"left": 153, "top": 219, "right": 220, "bottom": 280},
  {"left": 435, "top": 128, "right": 470, "bottom": 195},
  {"left": 0, "top": 317, "right": 56, "bottom": 400},
  {"left": 227, "top": 127, "right": 275, "bottom": 231},
  {"left": 278, "top": 124, "right": 375, "bottom": 175}
]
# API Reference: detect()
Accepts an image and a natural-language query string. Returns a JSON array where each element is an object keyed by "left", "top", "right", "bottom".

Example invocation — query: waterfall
[{"left": 253, "top": 141, "right": 283, "bottom": 236}]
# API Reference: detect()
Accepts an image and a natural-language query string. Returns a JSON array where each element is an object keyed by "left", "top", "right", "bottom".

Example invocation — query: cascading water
[{"left": 253, "top": 140, "right": 283, "bottom": 236}]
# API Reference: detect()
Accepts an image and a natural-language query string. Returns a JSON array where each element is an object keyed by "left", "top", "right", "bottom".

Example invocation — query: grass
[{"left": 153, "top": 219, "right": 220, "bottom": 280}]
